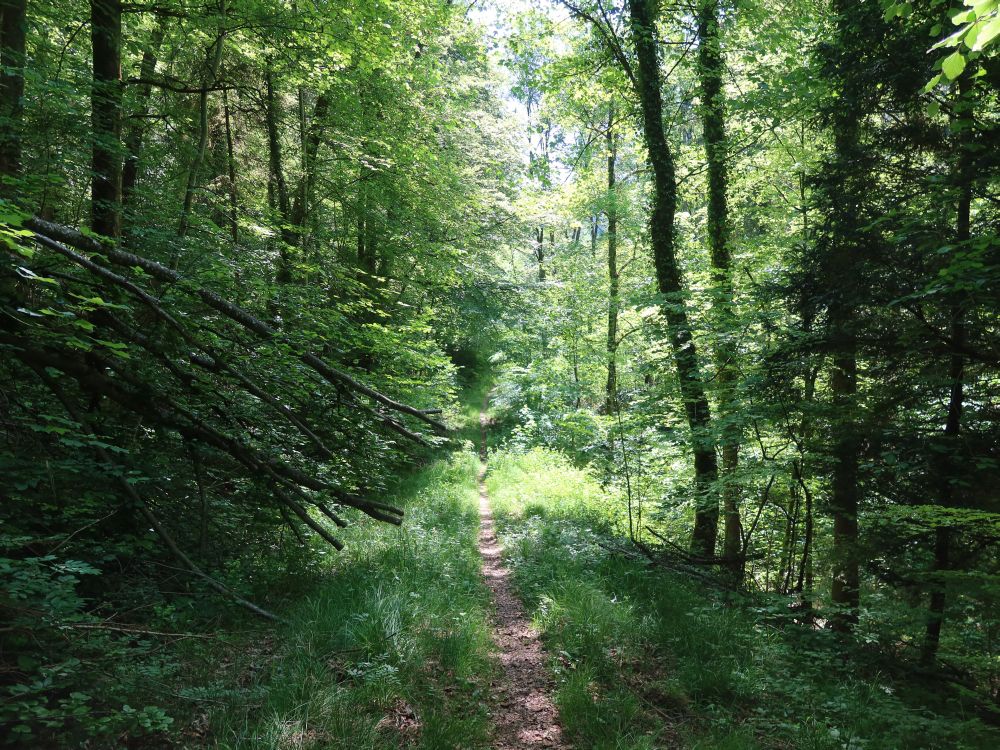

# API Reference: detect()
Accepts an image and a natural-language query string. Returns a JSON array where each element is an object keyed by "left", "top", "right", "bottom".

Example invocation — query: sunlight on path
[{"left": 478, "top": 399, "right": 569, "bottom": 749}]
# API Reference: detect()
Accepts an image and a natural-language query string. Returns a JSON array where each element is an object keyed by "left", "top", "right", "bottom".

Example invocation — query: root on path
[{"left": 478, "top": 403, "right": 568, "bottom": 749}]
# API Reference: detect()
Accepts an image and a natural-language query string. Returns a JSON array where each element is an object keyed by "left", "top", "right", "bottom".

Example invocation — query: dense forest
[{"left": 0, "top": 0, "right": 998, "bottom": 747}]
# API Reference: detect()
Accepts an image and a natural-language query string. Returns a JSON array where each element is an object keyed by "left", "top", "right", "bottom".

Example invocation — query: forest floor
[{"left": 189, "top": 378, "right": 1000, "bottom": 749}]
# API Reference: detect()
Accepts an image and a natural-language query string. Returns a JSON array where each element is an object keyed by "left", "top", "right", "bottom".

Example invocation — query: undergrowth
[{"left": 487, "top": 446, "right": 1000, "bottom": 750}]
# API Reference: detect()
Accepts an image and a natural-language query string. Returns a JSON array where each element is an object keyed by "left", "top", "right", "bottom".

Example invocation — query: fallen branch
[
  {"left": 61, "top": 623, "right": 216, "bottom": 639},
  {"left": 31, "top": 364, "right": 286, "bottom": 623},
  {"left": 26, "top": 217, "right": 447, "bottom": 433}
]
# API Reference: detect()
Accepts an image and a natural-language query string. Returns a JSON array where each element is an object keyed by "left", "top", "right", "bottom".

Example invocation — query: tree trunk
[
  {"left": 826, "top": 0, "right": 870, "bottom": 632},
  {"left": 289, "top": 91, "right": 330, "bottom": 244},
  {"left": 829, "top": 319, "right": 859, "bottom": 631},
  {"left": 356, "top": 179, "right": 367, "bottom": 274},
  {"left": 265, "top": 64, "right": 294, "bottom": 281},
  {"left": 356, "top": 174, "right": 378, "bottom": 284},
  {"left": 628, "top": 0, "right": 719, "bottom": 557},
  {"left": 535, "top": 225, "right": 545, "bottom": 281},
  {"left": 793, "top": 133, "right": 816, "bottom": 607},
  {"left": 697, "top": 0, "right": 741, "bottom": 576},
  {"left": 222, "top": 84, "right": 238, "bottom": 244},
  {"left": 605, "top": 106, "right": 619, "bottom": 414},
  {"left": 0, "top": 0, "right": 27, "bottom": 197},
  {"left": 90, "top": 0, "right": 123, "bottom": 239},
  {"left": 178, "top": 10, "right": 226, "bottom": 238},
  {"left": 121, "top": 20, "right": 165, "bottom": 208},
  {"left": 921, "top": 87, "right": 973, "bottom": 665},
  {"left": 794, "top": 363, "right": 818, "bottom": 605}
]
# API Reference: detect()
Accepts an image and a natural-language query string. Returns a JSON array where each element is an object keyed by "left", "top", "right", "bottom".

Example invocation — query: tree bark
[
  {"left": 178, "top": 8, "right": 226, "bottom": 238},
  {"left": 829, "top": 320, "right": 859, "bottom": 631},
  {"left": 0, "top": 0, "right": 27, "bottom": 196},
  {"left": 605, "top": 105, "right": 619, "bottom": 414},
  {"left": 264, "top": 64, "right": 294, "bottom": 281},
  {"left": 121, "top": 20, "right": 165, "bottom": 208},
  {"left": 827, "top": 0, "right": 869, "bottom": 632},
  {"left": 221, "top": 83, "right": 238, "bottom": 244},
  {"left": 794, "top": 363, "right": 817, "bottom": 605},
  {"left": 91, "top": 0, "right": 123, "bottom": 239},
  {"left": 289, "top": 91, "right": 329, "bottom": 244},
  {"left": 535, "top": 225, "right": 545, "bottom": 281},
  {"left": 356, "top": 173, "right": 378, "bottom": 283},
  {"left": 627, "top": 0, "right": 719, "bottom": 557},
  {"left": 921, "top": 86, "right": 973, "bottom": 665},
  {"left": 697, "top": 0, "right": 742, "bottom": 576}
]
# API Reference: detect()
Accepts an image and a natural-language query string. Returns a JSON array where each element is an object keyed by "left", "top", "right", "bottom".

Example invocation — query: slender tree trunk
[
  {"left": 0, "top": 0, "right": 27, "bottom": 197},
  {"left": 697, "top": 0, "right": 742, "bottom": 575},
  {"left": 628, "top": 0, "right": 719, "bottom": 557},
  {"left": 826, "top": 0, "right": 872, "bottom": 632},
  {"left": 90, "top": 0, "right": 123, "bottom": 239},
  {"left": 793, "top": 133, "right": 816, "bottom": 607},
  {"left": 356, "top": 178, "right": 367, "bottom": 274},
  {"left": 794, "top": 364, "right": 817, "bottom": 603},
  {"left": 800, "top": 468, "right": 814, "bottom": 596},
  {"left": 572, "top": 332, "right": 581, "bottom": 409},
  {"left": 121, "top": 20, "right": 165, "bottom": 207},
  {"left": 289, "top": 91, "right": 330, "bottom": 244},
  {"left": 178, "top": 10, "right": 226, "bottom": 238},
  {"left": 921, "top": 88, "right": 972, "bottom": 664},
  {"left": 920, "top": 263, "right": 967, "bottom": 665},
  {"left": 549, "top": 229, "right": 555, "bottom": 276},
  {"left": 221, "top": 84, "right": 238, "bottom": 244},
  {"left": 829, "top": 320, "right": 859, "bottom": 631},
  {"left": 356, "top": 174, "right": 379, "bottom": 284},
  {"left": 605, "top": 106, "right": 619, "bottom": 414},
  {"left": 535, "top": 225, "right": 545, "bottom": 281},
  {"left": 265, "top": 64, "right": 294, "bottom": 281}
]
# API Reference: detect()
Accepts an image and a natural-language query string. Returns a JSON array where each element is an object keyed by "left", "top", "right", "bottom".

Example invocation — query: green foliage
[
  {"left": 0, "top": 0, "right": 997, "bottom": 743},
  {"left": 0, "top": 537, "right": 185, "bottom": 744},
  {"left": 1, "top": 0, "right": 520, "bottom": 744},
  {"left": 481, "top": 0, "right": 999, "bottom": 728}
]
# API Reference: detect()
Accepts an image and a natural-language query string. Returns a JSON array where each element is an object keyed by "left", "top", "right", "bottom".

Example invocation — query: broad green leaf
[
  {"left": 972, "top": 16, "right": 1000, "bottom": 49},
  {"left": 941, "top": 50, "right": 967, "bottom": 79}
]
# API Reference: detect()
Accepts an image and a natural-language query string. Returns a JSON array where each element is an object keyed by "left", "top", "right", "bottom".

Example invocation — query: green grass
[
  {"left": 161, "top": 389, "right": 998, "bottom": 750},
  {"left": 486, "top": 446, "right": 1000, "bottom": 750},
  {"left": 204, "top": 450, "right": 496, "bottom": 749}
]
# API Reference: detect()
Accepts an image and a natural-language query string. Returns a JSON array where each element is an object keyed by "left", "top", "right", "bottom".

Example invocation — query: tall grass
[
  {"left": 487, "top": 446, "right": 1000, "bottom": 750},
  {"left": 209, "top": 451, "right": 496, "bottom": 749}
]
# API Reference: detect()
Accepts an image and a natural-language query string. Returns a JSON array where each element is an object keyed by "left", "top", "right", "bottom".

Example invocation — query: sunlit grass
[
  {"left": 486, "top": 446, "right": 615, "bottom": 527},
  {"left": 200, "top": 425, "right": 999, "bottom": 750},
  {"left": 210, "top": 451, "right": 495, "bottom": 749},
  {"left": 486, "top": 446, "right": 1000, "bottom": 750}
]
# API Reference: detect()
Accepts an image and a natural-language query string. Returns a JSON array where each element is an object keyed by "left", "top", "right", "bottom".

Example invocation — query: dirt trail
[{"left": 478, "top": 401, "right": 568, "bottom": 749}]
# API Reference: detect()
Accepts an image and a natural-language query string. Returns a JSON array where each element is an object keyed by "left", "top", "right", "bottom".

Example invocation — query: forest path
[{"left": 478, "top": 399, "right": 569, "bottom": 749}]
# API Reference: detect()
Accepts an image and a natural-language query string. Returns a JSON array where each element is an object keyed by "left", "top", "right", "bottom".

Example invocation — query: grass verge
[
  {"left": 486, "top": 446, "right": 1000, "bottom": 750},
  {"left": 203, "top": 450, "right": 495, "bottom": 749}
]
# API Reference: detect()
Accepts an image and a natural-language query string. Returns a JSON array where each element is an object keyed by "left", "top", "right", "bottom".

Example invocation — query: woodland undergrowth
[{"left": 487, "top": 446, "right": 1000, "bottom": 750}]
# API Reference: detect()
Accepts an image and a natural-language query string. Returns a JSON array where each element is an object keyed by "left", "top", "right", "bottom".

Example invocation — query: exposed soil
[{"left": 478, "top": 403, "right": 569, "bottom": 749}]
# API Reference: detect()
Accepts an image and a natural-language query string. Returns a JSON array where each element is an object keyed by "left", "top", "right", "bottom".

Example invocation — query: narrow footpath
[{"left": 478, "top": 401, "right": 568, "bottom": 749}]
